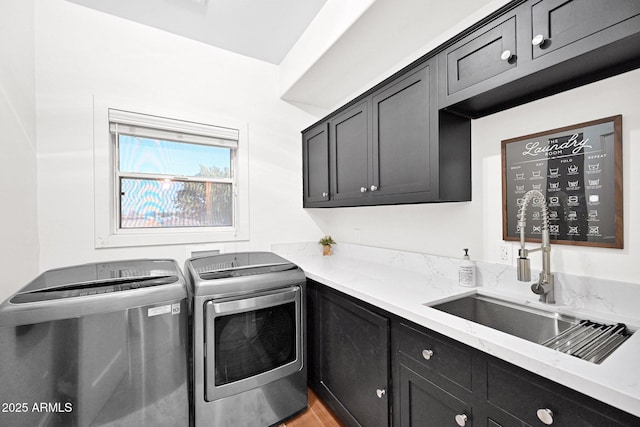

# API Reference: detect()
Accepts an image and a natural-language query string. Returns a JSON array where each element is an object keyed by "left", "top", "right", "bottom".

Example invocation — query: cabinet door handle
[
  {"left": 360, "top": 186, "right": 368, "bottom": 193},
  {"left": 536, "top": 408, "right": 554, "bottom": 425},
  {"left": 322, "top": 192, "right": 328, "bottom": 198},
  {"left": 370, "top": 185, "right": 378, "bottom": 192},
  {"left": 376, "top": 388, "right": 386, "bottom": 399},
  {"left": 500, "top": 49, "right": 514, "bottom": 61},
  {"left": 422, "top": 349, "right": 434, "bottom": 360},
  {"left": 455, "top": 413, "right": 469, "bottom": 427},
  {"left": 532, "top": 34, "right": 547, "bottom": 47}
]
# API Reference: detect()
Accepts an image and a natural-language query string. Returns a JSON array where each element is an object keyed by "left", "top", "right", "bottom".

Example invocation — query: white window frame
[{"left": 93, "top": 96, "right": 249, "bottom": 248}]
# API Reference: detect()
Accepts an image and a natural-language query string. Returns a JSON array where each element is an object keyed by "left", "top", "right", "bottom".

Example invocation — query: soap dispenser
[{"left": 459, "top": 248, "right": 476, "bottom": 287}]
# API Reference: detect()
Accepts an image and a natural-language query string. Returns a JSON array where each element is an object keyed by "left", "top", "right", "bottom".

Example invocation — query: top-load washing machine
[
  {"left": 0, "top": 259, "right": 190, "bottom": 427},
  {"left": 184, "top": 252, "right": 307, "bottom": 427}
]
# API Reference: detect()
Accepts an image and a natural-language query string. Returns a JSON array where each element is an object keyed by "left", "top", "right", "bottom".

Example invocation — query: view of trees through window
[{"left": 118, "top": 135, "right": 233, "bottom": 229}]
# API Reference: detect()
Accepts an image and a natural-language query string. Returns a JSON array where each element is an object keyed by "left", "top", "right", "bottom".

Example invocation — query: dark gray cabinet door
[
  {"left": 329, "top": 101, "right": 370, "bottom": 202},
  {"left": 485, "top": 359, "right": 639, "bottom": 427},
  {"left": 371, "top": 62, "right": 437, "bottom": 201},
  {"left": 439, "top": 0, "right": 640, "bottom": 117},
  {"left": 302, "top": 123, "right": 330, "bottom": 205},
  {"left": 316, "top": 289, "right": 389, "bottom": 427},
  {"left": 531, "top": 0, "right": 640, "bottom": 59},
  {"left": 397, "top": 359, "right": 472, "bottom": 427},
  {"left": 445, "top": 15, "right": 517, "bottom": 97}
]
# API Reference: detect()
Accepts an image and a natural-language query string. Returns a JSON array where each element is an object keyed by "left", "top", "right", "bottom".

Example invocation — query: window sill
[{"left": 95, "top": 227, "right": 249, "bottom": 249}]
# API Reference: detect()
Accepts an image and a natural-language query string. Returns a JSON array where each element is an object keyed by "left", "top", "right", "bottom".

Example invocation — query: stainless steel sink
[
  {"left": 429, "top": 294, "right": 633, "bottom": 364},
  {"left": 429, "top": 294, "right": 579, "bottom": 344}
]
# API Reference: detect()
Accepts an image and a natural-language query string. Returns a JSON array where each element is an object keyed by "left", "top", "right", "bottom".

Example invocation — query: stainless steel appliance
[
  {"left": 184, "top": 252, "right": 307, "bottom": 427},
  {"left": 0, "top": 259, "right": 189, "bottom": 427}
]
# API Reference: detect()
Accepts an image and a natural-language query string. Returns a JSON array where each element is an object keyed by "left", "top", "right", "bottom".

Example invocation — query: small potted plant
[{"left": 318, "top": 236, "right": 336, "bottom": 256}]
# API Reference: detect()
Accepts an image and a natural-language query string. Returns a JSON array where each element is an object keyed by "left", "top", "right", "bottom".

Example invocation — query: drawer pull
[
  {"left": 500, "top": 50, "right": 514, "bottom": 61},
  {"left": 370, "top": 185, "right": 378, "bottom": 192},
  {"left": 422, "top": 349, "right": 434, "bottom": 360},
  {"left": 376, "top": 388, "right": 386, "bottom": 399},
  {"left": 360, "top": 186, "right": 368, "bottom": 193},
  {"left": 532, "top": 34, "right": 547, "bottom": 47},
  {"left": 455, "top": 413, "right": 468, "bottom": 426},
  {"left": 322, "top": 192, "right": 328, "bottom": 198},
  {"left": 537, "top": 408, "right": 554, "bottom": 425}
]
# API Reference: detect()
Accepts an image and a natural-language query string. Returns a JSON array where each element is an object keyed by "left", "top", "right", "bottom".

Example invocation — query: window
[
  {"left": 111, "top": 109, "right": 237, "bottom": 229},
  {"left": 94, "top": 98, "right": 249, "bottom": 248}
]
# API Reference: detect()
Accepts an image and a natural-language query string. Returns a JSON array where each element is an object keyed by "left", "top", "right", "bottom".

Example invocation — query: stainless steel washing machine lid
[
  {"left": 186, "top": 252, "right": 305, "bottom": 298},
  {"left": 190, "top": 252, "right": 297, "bottom": 280},
  {"left": 0, "top": 259, "right": 187, "bottom": 327}
]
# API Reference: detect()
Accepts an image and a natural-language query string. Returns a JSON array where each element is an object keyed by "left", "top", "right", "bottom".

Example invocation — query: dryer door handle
[{"left": 210, "top": 286, "right": 300, "bottom": 315}]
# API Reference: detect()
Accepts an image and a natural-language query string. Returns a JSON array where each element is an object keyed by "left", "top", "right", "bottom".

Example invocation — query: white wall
[
  {"left": 5, "top": 0, "right": 638, "bottom": 299},
  {"left": 34, "top": 0, "right": 323, "bottom": 273},
  {"left": 307, "top": 68, "right": 640, "bottom": 284},
  {"left": 477, "top": 69, "right": 640, "bottom": 284},
  {"left": 0, "top": 0, "right": 39, "bottom": 302}
]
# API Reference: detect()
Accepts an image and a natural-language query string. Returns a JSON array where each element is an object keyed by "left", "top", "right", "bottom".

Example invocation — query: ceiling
[
  {"left": 64, "top": 0, "right": 509, "bottom": 110},
  {"left": 64, "top": 0, "right": 328, "bottom": 65},
  {"left": 280, "top": 0, "right": 508, "bottom": 109}
]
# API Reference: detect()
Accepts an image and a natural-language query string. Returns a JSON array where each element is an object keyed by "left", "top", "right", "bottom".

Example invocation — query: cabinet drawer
[
  {"left": 487, "top": 361, "right": 632, "bottom": 426},
  {"left": 396, "top": 323, "right": 472, "bottom": 391},
  {"left": 444, "top": 15, "right": 517, "bottom": 97},
  {"left": 531, "top": 0, "right": 640, "bottom": 59}
]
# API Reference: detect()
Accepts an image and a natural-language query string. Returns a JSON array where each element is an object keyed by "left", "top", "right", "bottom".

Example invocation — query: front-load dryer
[{"left": 184, "top": 252, "right": 307, "bottom": 427}]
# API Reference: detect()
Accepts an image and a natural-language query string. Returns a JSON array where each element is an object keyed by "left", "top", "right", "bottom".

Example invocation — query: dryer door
[{"left": 204, "top": 285, "right": 302, "bottom": 401}]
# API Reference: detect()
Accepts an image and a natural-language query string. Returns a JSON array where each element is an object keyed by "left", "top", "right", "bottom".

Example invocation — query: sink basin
[
  {"left": 430, "top": 294, "right": 579, "bottom": 344},
  {"left": 428, "top": 294, "right": 633, "bottom": 364}
]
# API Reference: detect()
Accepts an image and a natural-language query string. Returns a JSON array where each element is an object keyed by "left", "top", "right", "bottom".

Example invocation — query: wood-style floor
[{"left": 279, "top": 388, "right": 344, "bottom": 427}]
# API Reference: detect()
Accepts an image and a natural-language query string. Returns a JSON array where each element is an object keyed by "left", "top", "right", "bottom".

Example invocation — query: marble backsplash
[{"left": 272, "top": 241, "right": 640, "bottom": 323}]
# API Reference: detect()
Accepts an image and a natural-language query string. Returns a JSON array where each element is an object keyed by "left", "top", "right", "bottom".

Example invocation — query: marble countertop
[{"left": 274, "top": 245, "right": 640, "bottom": 418}]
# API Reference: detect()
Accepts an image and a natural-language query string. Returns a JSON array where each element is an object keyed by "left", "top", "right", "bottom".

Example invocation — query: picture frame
[{"left": 501, "top": 115, "right": 623, "bottom": 248}]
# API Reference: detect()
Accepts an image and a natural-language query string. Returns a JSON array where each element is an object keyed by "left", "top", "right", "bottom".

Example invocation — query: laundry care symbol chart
[{"left": 502, "top": 116, "right": 623, "bottom": 248}]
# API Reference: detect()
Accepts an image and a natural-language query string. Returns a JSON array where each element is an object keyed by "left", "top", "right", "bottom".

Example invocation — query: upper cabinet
[
  {"left": 439, "top": 7, "right": 525, "bottom": 109},
  {"left": 329, "top": 101, "right": 370, "bottom": 202},
  {"left": 303, "top": 58, "right": 469, "bottom": 208},
  {"left": 441, "top": 0, "right": 640, "bottom": 117},
  {"left": 302, "top": 122, "right": 330, "bottom": 204},
  {"left": 530, "top": 0, "right": 640, "bottom": 60},
  {"left": 371, "top": 65, "right": 438, "bottom": 202},
  {"left": 302, "top": 0, "right": 640, "bottom": 208}
]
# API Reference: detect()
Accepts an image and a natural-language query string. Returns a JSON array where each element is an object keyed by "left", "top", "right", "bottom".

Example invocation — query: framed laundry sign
[{"left": 502, "top": 115, "right": 623, "bottom": 248}]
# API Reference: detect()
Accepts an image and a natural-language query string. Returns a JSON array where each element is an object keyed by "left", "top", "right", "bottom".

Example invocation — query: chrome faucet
[{"left": 516, "top": 189, "right": 555, "bottom": 304}]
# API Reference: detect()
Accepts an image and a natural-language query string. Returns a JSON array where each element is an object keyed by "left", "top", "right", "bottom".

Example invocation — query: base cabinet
[
  {"left": 392, "top": 321, "right": 640, "bottom": 427},
  {"left": 308, "top": 281, "right": 640, "bottom": 427},
  {"left": 396, "top": 357, "right": 472, "bottom": 427},
  {"left": 307, "top": 281, "right": 390, "bottom": 427},
  {"left": 485, "top": 358, "right": 640, "bottom": 427}
]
